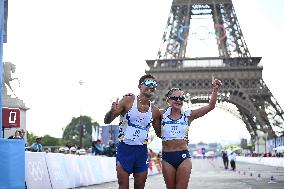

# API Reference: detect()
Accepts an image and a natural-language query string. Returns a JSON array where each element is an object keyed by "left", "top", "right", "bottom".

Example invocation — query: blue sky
[{"left": 3, "top": 0, "right": 284, "bottom": 144}]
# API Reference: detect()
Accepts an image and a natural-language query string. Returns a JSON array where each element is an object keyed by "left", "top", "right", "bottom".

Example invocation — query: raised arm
[
  {"left": 188, "top": 79, "right": 222, "bottom": 122},
  {"left": 104, "top": 95, "right": 132, "bottom": 124},
  {"left": 152, "top": 105, "right": 162, "bottom": 138}
]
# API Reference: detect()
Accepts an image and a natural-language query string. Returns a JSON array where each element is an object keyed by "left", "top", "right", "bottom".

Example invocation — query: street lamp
[
  {"left": 263, "top": 132, "right": 268, "bottom": 154},
  {"left": 78, "top": 80, "right": 84, "bottom": 148}
]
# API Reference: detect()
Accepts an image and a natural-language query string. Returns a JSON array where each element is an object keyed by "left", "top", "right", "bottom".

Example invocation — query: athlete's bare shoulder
[
  {"left": 122, "top": 93, "right": 135, "bottom": 103},
  {"left": 121, "top": 93, "right": 135, "bottom": 112},
  {"left": 151, "top": 104, "right": 161, "bottom": 117}
]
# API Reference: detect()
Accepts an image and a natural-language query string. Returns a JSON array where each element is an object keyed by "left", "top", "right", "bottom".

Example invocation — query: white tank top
[
  {"left": 118, "top": 96, "right": 153, "bottom": 145},
  {"left": 161, "top": 107, "right": 191, "bottom": 141}
]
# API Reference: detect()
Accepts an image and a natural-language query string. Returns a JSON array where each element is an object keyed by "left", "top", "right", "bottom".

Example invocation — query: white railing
[
  {"left": 236, "top": 156, "right": 284, "bottom": 167},
  {"left": 25, "top": 152, "right": 160, "bottom": 189}
]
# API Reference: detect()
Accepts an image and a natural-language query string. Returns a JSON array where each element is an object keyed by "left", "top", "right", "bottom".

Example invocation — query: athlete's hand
[
  {"left": 123, "top": 93, "right": 134, "bottom": 97},
  {"left": 111, "top": 98, "right": 119, "bottom": 113},
  {"left": 212, "top": 77, "right": 222, "bottom": 91}
]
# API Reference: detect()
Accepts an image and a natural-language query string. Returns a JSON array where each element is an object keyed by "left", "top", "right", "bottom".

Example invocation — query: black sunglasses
[{"left": 168, "top": 96, "right": 185, "bottom": 101}]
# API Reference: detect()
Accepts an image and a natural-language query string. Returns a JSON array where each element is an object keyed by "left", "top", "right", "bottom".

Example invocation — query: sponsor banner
[
  {"left": 76, "top": 155, "right": 94, "bottom": 186},
  {"left": 0, "top": 139, "right": 25, "bottom": 189},
  {"left": 106, "top": 157, "right": 117, "bottom": 181},
  {"left": 62, "top": 154, "right": 78, "bottom": 188},
  {"left": 65, "top": 154, "right": 84, "bottom": 187},
  {"left": 24, "top": 152, "right": 162, "bottom": 188},
  {"left": 83, "top": 156, "right": 97, "bottom": 185},
  {"left": 45, "top": 153, "right": 70, "bottom": 189},
  {"left": 89, "top": 156, "right": 105, "bottom": 184},
  {"left": 98, "top": 156, "right": 117, "bottom": 182},
  {"left": 25, "top": 152, "right": 52, "bottom": 189}
]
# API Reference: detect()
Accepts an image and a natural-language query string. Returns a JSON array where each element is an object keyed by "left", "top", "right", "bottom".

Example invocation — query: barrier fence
[
  {"left": 25, "top": 152, "right": 160, "bottom": 189},
  {"left": 25, "top": 154, "right": 284, "bottom": 189},
  {"left": 236, "top": 156, "right": 284, "bottom": 167},
  {"left": 3, "top": 143, "right": 284, "bottom": 189}
]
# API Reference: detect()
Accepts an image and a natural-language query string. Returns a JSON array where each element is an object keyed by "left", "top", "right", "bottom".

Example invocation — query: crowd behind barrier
[
  {"left": 25, "top": 151, "right": 160, "bottom": 189},
  {"left": 236, "top": 156, "right": 284, "bottom": 167},
  {"left": 242, "top": 152, "right": 284, "bottom": 158}
]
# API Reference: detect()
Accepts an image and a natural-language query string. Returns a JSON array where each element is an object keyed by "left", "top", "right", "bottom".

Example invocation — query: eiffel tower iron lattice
[{"left": 145, "top": 0, "right": 284, "bottom": 140}]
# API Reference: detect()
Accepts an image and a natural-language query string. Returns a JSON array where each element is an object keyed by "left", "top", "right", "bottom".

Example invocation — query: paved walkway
[{"left": 81, "top": 158, "right": 284, "bottom": 189}]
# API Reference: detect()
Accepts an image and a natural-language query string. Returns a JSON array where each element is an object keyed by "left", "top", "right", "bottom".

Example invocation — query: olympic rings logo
[
  {"left": 176, "top": 24, "right": 227, "bottom": 42},
  {"left": 177, "top": 25, "right": 190, "bottom": 42},
  {"left": 28, "top": 161, "right": 45, "bottom": 181},
  {"left": 52, "top": 167, "right": 65, "bottom": 181}
]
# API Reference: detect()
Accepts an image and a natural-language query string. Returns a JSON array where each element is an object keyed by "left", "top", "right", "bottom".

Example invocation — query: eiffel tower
[{"left": 145, "top": 0, "right": 284, "bottom": 141}]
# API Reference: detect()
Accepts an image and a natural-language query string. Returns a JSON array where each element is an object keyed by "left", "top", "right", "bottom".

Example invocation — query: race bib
[
  {"left": 124, "top": 126, "right": 147, "bottom": 143},
  {"left": 163, "top": 124, "right": 186, "bottom": 139}
]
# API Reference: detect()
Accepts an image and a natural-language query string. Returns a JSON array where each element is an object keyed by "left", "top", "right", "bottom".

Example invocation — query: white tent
[
  {"left": 273, "top": 145, "right": 284, "bottom": 153},
  {"left": 92, "top": 126, "right": 98, "bottom": 141}
]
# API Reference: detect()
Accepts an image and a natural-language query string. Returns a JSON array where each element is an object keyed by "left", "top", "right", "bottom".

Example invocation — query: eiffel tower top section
[{"left": 154, "top": 0, "right": 251, "bottom": 63}]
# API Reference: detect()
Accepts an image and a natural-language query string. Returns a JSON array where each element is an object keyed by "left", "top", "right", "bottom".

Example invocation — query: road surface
[{"left": 80, "top": 158, "right": 284, "bottom": 189}]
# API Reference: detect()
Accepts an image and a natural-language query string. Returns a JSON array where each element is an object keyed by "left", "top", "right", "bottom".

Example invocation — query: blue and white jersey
[
  {"left": 161, "top": 107, "right": 191, "bottom": 141},
  {"left": 118, "top": 96, "right": 153, "bottom": 145}
]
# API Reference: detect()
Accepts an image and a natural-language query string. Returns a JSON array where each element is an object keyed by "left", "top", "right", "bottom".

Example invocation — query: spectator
[
  {"left": 64, "top": 147, "right": 70, "bottom": 154},
  {"left": 91, "top": 141, "right": 97, "bottom": 154},
  {"left": 59, "top": 147, "right": 66, "bottom": 153},
  {"left": 70, "top": 147, "right": 77, "bottom": 154},
  {"left": 222, "top": 151, "right": 229, "bottom": 169},
  {"left": 14, "top": 130, "right": 22, "bottom": 139},
  {"left": 18, "top": 129, "right": 29, "bottom": 147},
  {"left": 104, "top": 140, "right": 116, "bottom": 157},
  {"left": 31, "top": 136, "right": 44, "bottom": 152},
  {"left": 19, "top": 129, "right": 25, "bottom": 139},
  {"left": 45, "top": 148, "right": 51, "bottom": 153},
  {"left": 8, "top": 130, "right": 21, "bottom": 139},
  {"left": 92, "top": 139, "right": 104, "bottom": 155},
  {"left": 229, "top": 151, "right": 237, "bottom": 171},
  {"left": 78, "top": 149, "right": 86, "bottom": 155},
  {"left": 8, "top": 129, "right": 28, "bottom": 149}
]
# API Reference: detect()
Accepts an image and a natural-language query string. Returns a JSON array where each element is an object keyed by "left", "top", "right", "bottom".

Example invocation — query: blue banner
[
  {"left": 1, "top": 0, "right": 4, "bottom": 137},
  {"left": 3, "top": 0, "right": 7, "bottom": 43},
  {"left": 0, "top": 139, "right": 25, "bottom": 189}
]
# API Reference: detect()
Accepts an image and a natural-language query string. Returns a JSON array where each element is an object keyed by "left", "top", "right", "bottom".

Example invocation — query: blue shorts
[
  {"left": 162, "top": 150, "right": 191, "bottom": 169},
  {"left": 116, "top": 141, "right": 148, "bottom": 174}
]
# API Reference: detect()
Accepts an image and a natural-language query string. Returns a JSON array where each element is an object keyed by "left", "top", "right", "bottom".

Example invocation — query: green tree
[
  {"left": 223, "top": 144, "right": 242, "bottom": 155},
  {"left": 246, "top": 143, "right": 255, "bottom": 154},
  {"left": 27, "top": 131, "right": 36, "bottom": 146},
  {"left": 62, "top": 115, "right": 100, "bottom": 148},
  {"left": 41, "top": 135, "right": 63, "bottom": 146},
  {"left": 27, "top": 131, "right": 64, "bottom": 147}
]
